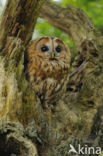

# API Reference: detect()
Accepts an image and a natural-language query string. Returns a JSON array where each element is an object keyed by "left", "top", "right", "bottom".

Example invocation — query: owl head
[{"left": 27, "top": 36, "right": 71, "bottom": 64}]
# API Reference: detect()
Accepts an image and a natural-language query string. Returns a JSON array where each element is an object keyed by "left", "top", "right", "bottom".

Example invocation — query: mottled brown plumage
[{"left": 26, "top": 37, "right": 71, "bottom": 105}]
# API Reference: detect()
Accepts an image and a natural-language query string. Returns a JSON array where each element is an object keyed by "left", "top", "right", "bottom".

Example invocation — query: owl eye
[
  {"left": 41, "top": 46, "right": 48, "bottom": 52},
  {"left": 56, "top": 46, "right": 62, "bottom": 53}
]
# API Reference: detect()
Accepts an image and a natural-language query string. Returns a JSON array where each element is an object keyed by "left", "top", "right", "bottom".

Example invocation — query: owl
[{"left": 26, "top": 37, "right": 71, "bottom": 108}]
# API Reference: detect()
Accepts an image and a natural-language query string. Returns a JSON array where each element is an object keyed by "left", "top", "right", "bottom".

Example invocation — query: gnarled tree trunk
[{"left": 0, "top": 0, "right": 103, "bottom": 156}]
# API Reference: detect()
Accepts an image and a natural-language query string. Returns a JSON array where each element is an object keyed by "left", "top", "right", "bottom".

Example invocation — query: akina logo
[{"left": 68, "top": 144, "right": 101, "bottom": 155}]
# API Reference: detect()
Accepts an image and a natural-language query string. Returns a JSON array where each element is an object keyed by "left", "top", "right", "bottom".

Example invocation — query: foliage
[
  {"left": 34, "top": 0, "right": 103, "bottom": 48},
  {"left": 54, "top": 0, "right": 103, "bottom": 29},
  {"left": 1, "top": 0, "right": 103, "bottom": 46},
  {"left": 34, "top": 18, "right": 74, "bottom": 47}
]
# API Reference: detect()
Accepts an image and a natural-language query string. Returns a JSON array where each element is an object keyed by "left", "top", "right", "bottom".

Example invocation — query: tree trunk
[
  {"left": 0, "top": 0, "right": 103, "bottom": 156},
  {"left": 0, "top": 0, "right": 44, "bottom": 156},
  {"left": 40, "top": 1, "right": 103, "bottom": 155}
]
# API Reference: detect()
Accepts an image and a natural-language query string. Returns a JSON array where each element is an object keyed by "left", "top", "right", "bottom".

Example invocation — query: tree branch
[
  {"left": 0, "top": 0, "right": 44, "bottom": 51},
  {"left": 40, "top": 0, "right": 94, "bottom": 47},
  {"left": 40, "top": 1, "right": 103, "bottom": 152},
  {"left": 0, "top": 0, "right": 103, "bottom": 155}
]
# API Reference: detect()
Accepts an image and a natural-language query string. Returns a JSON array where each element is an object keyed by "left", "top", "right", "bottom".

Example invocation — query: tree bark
[
  {"left": 39, "top": 0, "right": 94, "bottom": 48},
  {"left": 0, "top": 0, "right": 44, "bottom": 50},
  {"left": 0, "top": 0, "right": 44, "bottom": 156},
  {"left": 0, "top": 0, "right": 103, "bottom": 156},
  {"left": 40, "top": 1, "right": 103, "bottom": 155}
]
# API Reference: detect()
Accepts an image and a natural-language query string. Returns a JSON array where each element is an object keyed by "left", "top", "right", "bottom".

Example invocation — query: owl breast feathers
[{"left": 26, "top": 37, "right": 71, "bottom": 104}]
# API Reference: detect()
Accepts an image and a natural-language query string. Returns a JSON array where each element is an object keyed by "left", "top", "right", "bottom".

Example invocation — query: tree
[{"left": 0, "top": 0, "right": 103, "bottom": 156}]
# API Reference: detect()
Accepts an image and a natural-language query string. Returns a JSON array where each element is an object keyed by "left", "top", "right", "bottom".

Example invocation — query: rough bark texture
[
  {"left": 40, "top": 1, "right": 103, "bottom": 155},
  {"left": 0, "top": 0, "right": 44, "bottom": 51},
  {"left": 0, "top": 0, "right": 103, "bottom": 156},
  {"left": 0, "top": 0, "right": 44, "bottom": 156},
  {"left": 40, "top": 0, "right": 94, "bottom": 48}
]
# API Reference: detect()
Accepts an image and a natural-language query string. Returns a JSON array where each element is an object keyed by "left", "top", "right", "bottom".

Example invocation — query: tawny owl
[{"left": 26, "top": 37, "right": 71, "bottom": 107}]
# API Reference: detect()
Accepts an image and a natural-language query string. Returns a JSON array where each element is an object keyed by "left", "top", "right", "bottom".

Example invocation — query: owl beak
[{"left": 51, "top": 52, "right": 55, "bottom": 59}]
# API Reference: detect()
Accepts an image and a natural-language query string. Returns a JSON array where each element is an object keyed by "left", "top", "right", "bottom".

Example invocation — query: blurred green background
[
  {"left": 34, "top": 0, "right": 103, "bottom": 45},
  {"left": 0, "top": 0, "right": 103, "bottom": 63},
  {"left": 34, "top": 0, "right": 103, "bottom": 64},
  {"left": 1, "top": 0, "right": 103, "bottom": 44}
]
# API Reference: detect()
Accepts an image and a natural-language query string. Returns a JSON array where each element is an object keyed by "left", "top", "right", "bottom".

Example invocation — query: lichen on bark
[{"left": 0, "top": 0, "right": 103, "bottom": 156}]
